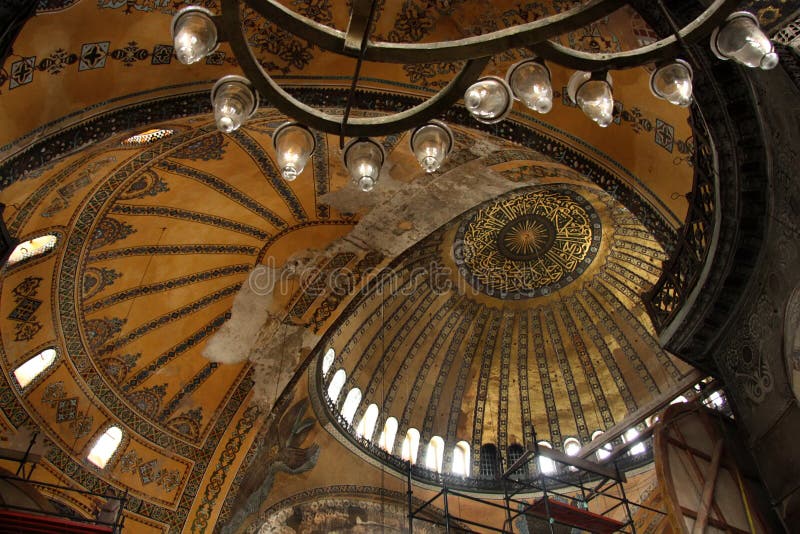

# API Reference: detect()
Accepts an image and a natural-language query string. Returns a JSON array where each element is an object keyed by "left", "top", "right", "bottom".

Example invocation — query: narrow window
[
  {"left": 507, "top": 443, "right": 526, "bottom": 477},
  {"left": 592, "top": 430, "right": 612, "bottom": 461},
  {"left": 425, "top": 436, "right": 445, "bottom": 473},
  {"left": 341, "top": 388, "right": 362, "bottom": 424},
  {"left": 327, "top": 369, "right": 346, "bottom": 402},
  {"left": 671, "top": 395, "right": 688, "bottom": 405},
  {"left": 321, "top": 347, "right": 335, "bottom": 376},
  {"left": 451, "top": 441, "right": 471, "bottom": 476},
  {"left": 564, "top": 438, "right": 581, "bottom": 457},
  {"left": 379, "top": 417, "right": 398, "bottom": 453},
  {"left": 13, "top": 348, "right": 57, "bottom": 388},
  {"left": 87, "top": 426, "right": 123, "bottom": 468},
  {"left": 479, "top": 444, "right": 499, "bottom": 478},
  {"left": 537, "top": 441, "right": 556, "bottom": 475},
  {"left": 356, "top": 403, "right": 379, "bottom": 440},
  {"left": 121, "top": 128, "right": 174, "bottom": 145},
  {"left": 625, "top": 428, "right": 646, "bottom": 455},
  {"left": 401, "top": 428, "right": 420, "bottom": 464},
  {"left": 6, "top": 235, "right": 58, "bottom": 267}
]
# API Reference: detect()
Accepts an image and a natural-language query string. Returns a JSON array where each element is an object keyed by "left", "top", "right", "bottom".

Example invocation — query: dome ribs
[
  {"left": 556, "top": 297, "right": 615, "bottom": 433},
  {"left": 469, "top": 310, "right": 502, "bottom": 477}
]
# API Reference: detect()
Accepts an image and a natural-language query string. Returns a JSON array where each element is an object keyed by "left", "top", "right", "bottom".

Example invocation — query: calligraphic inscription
[{"left": 454, "top": 186, "right": 601, "bottom": 299}]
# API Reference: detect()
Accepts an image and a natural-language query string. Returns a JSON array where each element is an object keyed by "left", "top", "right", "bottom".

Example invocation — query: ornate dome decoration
[
  {"left": 316, "top": 154, "right": 694, "bottom": 489},
  {"left": 454, "top": 186, "right": 601, "bottom": 299}
]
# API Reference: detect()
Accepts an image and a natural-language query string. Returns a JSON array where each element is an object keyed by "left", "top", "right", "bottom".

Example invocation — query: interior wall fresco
[{"left": 0, "top": 110, "right": 366, "bottom": 532}]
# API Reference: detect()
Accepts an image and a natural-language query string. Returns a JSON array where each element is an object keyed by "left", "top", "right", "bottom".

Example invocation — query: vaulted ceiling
[{"left": 1, "top": 0, "right": 796, "bottom": 532}]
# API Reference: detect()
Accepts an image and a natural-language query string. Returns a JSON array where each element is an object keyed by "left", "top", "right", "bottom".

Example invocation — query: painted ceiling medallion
[{"left": 454, "top": 185, "right": 601, "bottom": 299}]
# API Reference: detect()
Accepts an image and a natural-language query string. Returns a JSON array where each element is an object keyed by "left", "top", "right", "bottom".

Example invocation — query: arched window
[
  {"left": 341, "top": 388, "right": 362, "bottom": 425},
  {"left": 671, "top": 395, "right": 688, "bottom": 405},
  {"left": 537, "top": 441, "right": 556, "bottom": 475},
  {"left": 401, "top": 428, "right": 420, "bottom": 464},
  {"left": 592, "top": 430, "right": 612, "bottom": 461},
  {"left": 321, "top": 347, "right": 335, "bottom": 376},
  {"left": 87, "top": 426, "right": 123, "bottom": 468},
  {"left": 507, "top": 443, "right": 526, "bottom": 477},
  {"left": 625, "top": 428, "right": 646, "bottom": 455},
  {"left": 425, "top": 436, "right": 445, "bottom": 473},
  {"left": 379, "top": 417, "right": 398, "bottom": 453},
  {"left": 13, "top": 348, "right": 57, "bottom": 388},
  {"left": 122, "top": 128, "right": 174, "bottom": 145},
  {"left": 452, "top": 441, "right": 471, "bottom": 476},
  {"left": 327, "top": 369, "right": 346, "bottom": 402},
  {"left": 564, "top": 437, "right": 581, "bottom": 457},
  {"left": 479, "top": 444, "right": 499, "bottom": 478},
  {"left": 6, "top": 234, "right": 58, "bottom": 267},
  {"left": 356, "top": 403, "right": 379, "bottom": 440},
  {"left": 704, "top": 390, "right": 725, "bottom": 408}
]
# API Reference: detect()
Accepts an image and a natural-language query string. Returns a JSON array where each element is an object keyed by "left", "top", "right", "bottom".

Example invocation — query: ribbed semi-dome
[{"left": 321, "top": 162, "right": 694, "bottom": 477}]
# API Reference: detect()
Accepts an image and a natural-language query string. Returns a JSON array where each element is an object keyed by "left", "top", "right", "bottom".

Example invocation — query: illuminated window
[
  {"left": 537, "top": 441, "right": 556, "bottom": 475},
  {"left": 356, "top": 403, "right": 379, "bottom": 440},
  {"left": 479, "top": 444, "right": 499, "bottom": 478},
  {"left": 452, "top": 441, "right": 471, "bottom": 476},
  {"left": 87, "top": 426, "right": 123, "bottom": 468},
  {"left": 592, "top": 430, "right": 612, "bottom": 461},
  {"left": 625, "top": 428, "right": 646, "bottom": 455},
  {"left": 401, "top": 428, "right": 420, "bottom": 464},
  {"left": 671, "top": 395, "right": 688, "bottom": 405},
  {"left": 425, "top": 436, "right": 445, "bottom": 473},
  {"left": 564, "top": 437, "right": 581, "bottom": 457},
  {"left": 341, "top": 388, "right": 362, "bottom": 424},
  {"left": 704, "top": 390, "right": 726, "bottom": 409},
  {"left": 379, "top": 417, "right": 398, "bottom": 453},
  {"left": 121, "top": 128, "right": 174, "bottom": 146},
  {"left": 321, "top": 347, "right": 335, "bottom": 376},
  {"left": 13, "top": 348, "right": 57, "bottom": 388},
  {"left": 6, "top": 235, "right": 58, "bottom": 266},
  {"left": 327, "top": 369, "right": 346, "bottom": 402}
]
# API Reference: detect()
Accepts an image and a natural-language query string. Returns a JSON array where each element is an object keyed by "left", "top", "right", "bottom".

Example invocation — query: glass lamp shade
[
  {"left": 211, "top": 75, "right": 258, "bottom": 133},
  {"left": 464, "top": 76, "right": 513, "bottom": 124},
  {"left": 410, "top": 120, "right": 454, "bottom": 173},
  {"left": 344, "top": 138, "right": 385, "bottom": 192},
  {"left": 567, "top": 71, "right": 614, "bottom": 128},
  {"left": 171, "top": 7, "right": 218, "bottom": 65},
  {"left": 272, "top": 122, "right": 316, "bottom": 181},
  {"left": 507, "top": 59, "right": 554, "bottom": 114},
  {"left": 711, "top": 11, "right": 779, "bottom": 70},
  {"left": 650, "top": 60, "right": 694, "bottom": 107}
]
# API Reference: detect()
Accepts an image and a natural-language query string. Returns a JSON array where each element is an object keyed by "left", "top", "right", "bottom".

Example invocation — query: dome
[{"left": 317, "top": 152, "right": 692, "bottom": 482}]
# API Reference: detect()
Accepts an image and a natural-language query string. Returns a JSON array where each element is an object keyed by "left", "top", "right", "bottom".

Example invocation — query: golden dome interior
[{"left": 3, "top": 0, "right": 794, "bottom": 532}]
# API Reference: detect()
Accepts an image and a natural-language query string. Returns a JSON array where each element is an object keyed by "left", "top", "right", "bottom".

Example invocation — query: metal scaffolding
[{"left": 407, "top": 436, "right": 666, "bottom": 533}]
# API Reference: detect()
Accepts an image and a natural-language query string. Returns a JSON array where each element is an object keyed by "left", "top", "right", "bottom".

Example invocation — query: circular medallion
[{"left": 454, "top": 186, "right": 601, "bottom": 299}]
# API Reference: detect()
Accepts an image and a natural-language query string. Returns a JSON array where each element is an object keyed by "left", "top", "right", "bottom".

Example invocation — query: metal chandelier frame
[{"left": 205, "top": 0, "right": 740, "bottom": 138}]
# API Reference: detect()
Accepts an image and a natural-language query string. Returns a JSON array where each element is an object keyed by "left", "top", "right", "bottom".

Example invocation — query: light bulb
[
  {"left": 464, "top": 76, "right": 513, "bottom": 124},
  {"left": 171, "top": 7, "right": 218, "bottom": 65},
  {"left": 272, "top": 122, "right": 315, "bottom": 181},
  {"left": 568, "top": 71, "right": 614, "bottom": 128},
  {"left": 507, "top": 59, "right": 554, "bottom": 114},
  {"left": 410, "top": 120, "right": 454, "bottom": 173},
  {"left": 711, "top": 11, "right": 779, "bottom": 70},
  {"left": 344, "top": 138, "right": 384, "bottom": 192},
  {"left": 650, "top": 60, "right": 694, "bottom": 107},
  {"left": 211, "top": 76, "right": 258, "bottom": 133}
]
